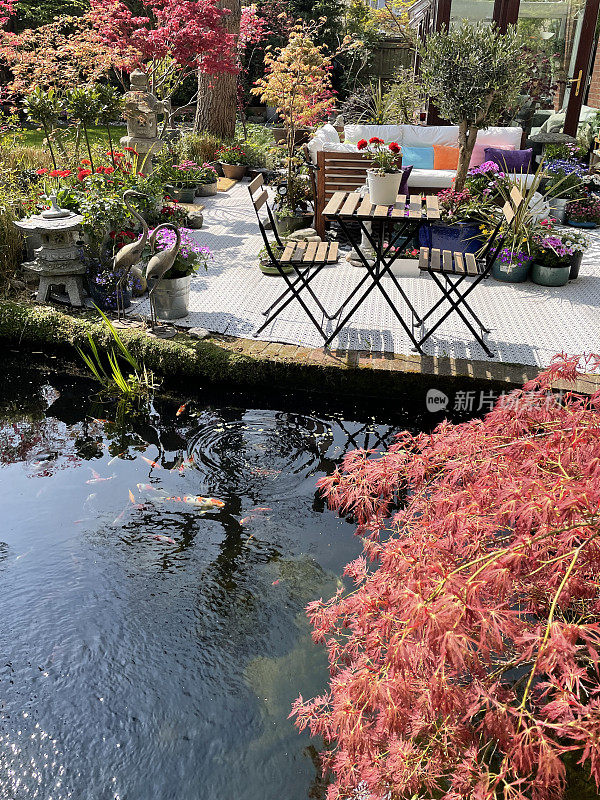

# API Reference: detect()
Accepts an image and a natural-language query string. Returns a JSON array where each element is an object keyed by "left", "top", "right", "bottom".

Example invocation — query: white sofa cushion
[
  {"left": 402, "top": 125, "right": 460, "bottom": 147},
  {"left": 475, "top": 126, "right": 522, "bottom": 148},
  {"left": 344, "top": 124, "right": 405, "bottom": 145},
  {"left": 406, "top": 168, "right": 455, "bottom": 189}
]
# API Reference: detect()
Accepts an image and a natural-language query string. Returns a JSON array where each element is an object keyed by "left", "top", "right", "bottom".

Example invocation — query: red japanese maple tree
[
  {"left": 292, "top": 354, "right": 600, "bottom": 800},
  {"left": 88, "top": 0, "right": 237, "bottom": 111}
]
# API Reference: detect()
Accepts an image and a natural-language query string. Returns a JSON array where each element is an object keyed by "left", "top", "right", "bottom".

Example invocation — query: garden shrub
[{"left": 293, "top": 354, "right": 600, "bottom": 800}]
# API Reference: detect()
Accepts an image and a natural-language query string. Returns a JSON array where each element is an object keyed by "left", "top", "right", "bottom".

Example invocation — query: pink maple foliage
[
  {"left": 88, "top": 0, "right": 237, "bottom": 77},
  {"left": 292, "top": 354, "right": 600, "bottom": 800}
]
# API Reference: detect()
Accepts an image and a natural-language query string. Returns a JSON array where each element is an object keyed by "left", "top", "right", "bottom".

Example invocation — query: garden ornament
[
  {"left": 145, "top": 222, "right": 181, "bottom": 339},
  {"left": 112, "top": 190, "right": 150, "bottom": 328}
]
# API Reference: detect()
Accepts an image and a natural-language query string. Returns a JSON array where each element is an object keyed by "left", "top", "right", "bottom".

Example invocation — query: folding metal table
[{"left": 323, "top": 191, "right": 441, "bottom": 351}]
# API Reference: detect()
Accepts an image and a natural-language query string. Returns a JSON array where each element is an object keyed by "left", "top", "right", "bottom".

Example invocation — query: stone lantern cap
[{"left": 14, "top": 195, "right": 83, "bottom": 232}]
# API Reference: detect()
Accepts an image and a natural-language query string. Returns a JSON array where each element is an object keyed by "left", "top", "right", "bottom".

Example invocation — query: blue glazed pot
[
  {"left": 491, "top": 253, "right": 533, "bottom": 283},
  {"left": 567, "top": 221, "right": 598, "bottom": 229},
  {"left": 531, "top": 262, "right": 570, "bottom": 287},
  {"left": 419, "top": 221, "right": 484, "bottom": 255},
  {"left": 89, "top": 282, "right": 131, "bottom": 311}
]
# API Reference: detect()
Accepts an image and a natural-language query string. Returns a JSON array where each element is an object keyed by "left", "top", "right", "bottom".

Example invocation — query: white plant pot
[
  {"left": 151, "top": 274, "right": 191, "bottom": 320},
  {"left": 548, "top": 197, "right": 568, "bottom": 223},
  {"left": 367, "top": 170, "right": 402, "bottom": 206},
  {"left": 390, "top": 258, "right": 420, "bottom": 278}
]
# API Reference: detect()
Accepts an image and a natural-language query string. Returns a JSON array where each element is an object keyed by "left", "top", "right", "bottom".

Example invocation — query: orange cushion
[{"left": 433, "top": 145, "right": 460, "bottom": 170}]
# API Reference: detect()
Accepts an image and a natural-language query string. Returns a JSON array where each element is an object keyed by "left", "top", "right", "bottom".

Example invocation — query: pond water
[{"left": 0, "top": 358, "right": 499, "bottom": 800}]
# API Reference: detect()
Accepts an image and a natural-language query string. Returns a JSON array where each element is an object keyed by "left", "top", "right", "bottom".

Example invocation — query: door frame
[{"left": 564, "top": 0, "right": 600, "bottom": 135}]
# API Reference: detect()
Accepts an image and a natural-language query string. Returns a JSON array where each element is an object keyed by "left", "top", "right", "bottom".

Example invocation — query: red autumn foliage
[{"left": 292, "top": 354, "right": 600, "bottom": 800}]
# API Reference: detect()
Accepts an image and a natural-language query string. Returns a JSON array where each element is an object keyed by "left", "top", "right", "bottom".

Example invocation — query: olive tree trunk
[
  {"left": 194, "top": 0, "right": 241, "bottom": 139},
  {"left": 455, "top": 121, "right": 480, "bottom": 191}
]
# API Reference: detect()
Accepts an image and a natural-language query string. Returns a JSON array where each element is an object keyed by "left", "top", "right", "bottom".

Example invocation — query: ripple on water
[{"left": 187, "top": 409, "right": 334, "bottom": 499}]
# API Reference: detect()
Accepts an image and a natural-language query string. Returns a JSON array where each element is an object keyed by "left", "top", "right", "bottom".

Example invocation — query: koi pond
[{"left": 0, "top": 356, "right": 498, "bottom": 800}]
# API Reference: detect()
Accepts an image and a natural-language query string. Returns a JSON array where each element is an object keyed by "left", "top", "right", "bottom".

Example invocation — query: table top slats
[
  {"left": 408, "top": 196, "right": 423, "bottom": 218},
  {"left": 391, "top": 196, "right": 408, "bottom": 218},
  {"left": 303, "top": 241, "right": 318, "bottom": 262},
  {"left": 454, "top": 252, "right": 466, "bottom": 274},
  {"left": 340, "top": 192, "right": 362, "bottom": 216},
  {"left": 316, "top": 242, "right": 329, "bottom": 262},
  {"left": 281, "top": 243, "right": 296, "bottom": 262},
  {"left": 373, "top": 205, "right": 390, "bottom": 219},
  {"left": 425, "top": 195, "right": 440, "bottom": 219},
  {"left": 430, "top": 248, "right": 441, "bottom": 271},
  {"left": 291, "top": 242, "right": 307, "bottom": 262},
  {"left": 327, "top": 242, "right": 339, "bottom": 262},
  {"left": 357, "top": 195, "right": 374, "bottom": 218},
  {"left": 419, "top": 247, "right": 429, "bottom": 270},
  {"left": 465, "top": 252, "right": 478, "bottom": 276},
  {"left": 322, "top": 191, "right": 346, "bottom": 216},
  {"left": 442, "top": 250, "right": 453, "bottom": 273}
]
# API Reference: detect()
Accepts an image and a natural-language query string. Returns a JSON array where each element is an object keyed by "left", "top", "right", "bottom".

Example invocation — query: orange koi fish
[
  {"left": 86, "top": 468, "right": 115, "bottom": 484},
  {"left": 175, "top": 402, "right": 190, "bottom": 417},
  {"left": 240, "top": 507, "right": 272, "bottom": 525},
  {"left": 141, "top": 456, "right": 162, "bottom": 469},
  {"left": 147, "top": 534, "right": 176, "bottom": 544},
  {"left": 164, "top": 495, "right": 225, "bottom": 509},
  {"left": 128, "top": 489, "right": 135, "bottom": 504}
]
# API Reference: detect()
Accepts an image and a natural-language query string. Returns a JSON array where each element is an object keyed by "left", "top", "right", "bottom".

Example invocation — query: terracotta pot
[{"left": 220, "top": 163, "right": 247, "bottom": 180}]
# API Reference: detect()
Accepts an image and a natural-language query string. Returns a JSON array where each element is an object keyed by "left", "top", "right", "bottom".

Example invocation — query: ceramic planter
[
  {"left": 89, "top": 282, "right": 131, "bottom": 311},
  {"left": 420, "top": 221, "right": 484, "bottom": 256},
  {"left": 259, "top": 258, "right": 293, "bottom": 275},
  {"left": 491, "top": 254, "right": 533, "bottom": 283},
  {"left": 567, "top": 220, "right": 598, "bottom": 229},
  {"left": 367, "top": 170, "right": 402, "bottom": 206},
  {"left": 275, "top": 213, "right": 313, "bottom": 238},
  {"left": 220, "top": 163, "right": 247, "bottom": 180},
  {"left": 569, "top": 251, "right": 583, "bottom": 280},
  {"left": 531, "top": 261, "right": 570, "bottom": 287},
  {"left": 151, "top": 274, "right": 191, "bottom": 320},
  {"left": 166, "top": 186, "right": 196, "bottom": 203},
  {"left": 196, "top": 182, "right": 218, "bottom": 197},
  {"left": 390, "top": 258, "right": 420, "bottom": 278}
]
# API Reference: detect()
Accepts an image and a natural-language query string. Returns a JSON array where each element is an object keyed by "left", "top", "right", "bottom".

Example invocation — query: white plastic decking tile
[{"left": 131, "top": 180, "right": 600, "bottom": 368}]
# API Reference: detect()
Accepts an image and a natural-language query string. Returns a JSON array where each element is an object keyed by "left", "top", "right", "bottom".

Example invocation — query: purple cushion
[
  {"left": 484, "top": 146, "right": 533, "bottom": 173},
  {"left": 399, "top": 165, "right": 413, "bottom": 194}
]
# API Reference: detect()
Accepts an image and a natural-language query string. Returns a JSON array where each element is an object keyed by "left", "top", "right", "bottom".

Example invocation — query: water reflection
[{"left": 0, "top": 359, "right": 490, "bottom": 800}]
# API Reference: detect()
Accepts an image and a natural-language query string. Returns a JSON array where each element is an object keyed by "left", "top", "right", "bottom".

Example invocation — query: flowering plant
[
  {"left": 542, "top": 158, "right": 585, "bottom": 200},
  {"left": 532, "top": 231, "right": 575, "bottom": 267},
  {"left": 465, "top": 160, "right": 509, "bottom": 201},
  {"left": 161, "top": 160, "right": 217, "bottom": 187},
  {"left": 357, "top": 137, "right": 402, "bottom": 174},
  {"left": 145, "top": 227, "right": 211, "bottom": 278},
  {"left": 216, "top": 144, "right": 249, "bottom": 166},
  {"left": 566, "top": 195, "right": 600, "bottom": 224},
  {"left": 437, "top": 185, "right": 491, "bottom": 224},
  {"left": 493, "top": 246, "right": 533, "bottom": 268}
]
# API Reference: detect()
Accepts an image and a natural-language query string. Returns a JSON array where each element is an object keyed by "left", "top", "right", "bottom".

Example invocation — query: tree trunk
[
  {"left": 455, "top": 121, "right": 480, "bottom": 191},
  {"left": 194, "top": 0, "right": 241, "bottom": 139}
]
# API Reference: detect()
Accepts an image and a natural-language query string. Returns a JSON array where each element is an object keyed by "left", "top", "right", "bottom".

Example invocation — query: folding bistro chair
[
  {"left": 415, "top": 187, "right": 524, "bottom": 357},
  {"left": 248, "top": 174, "right": 340, "bottom": 342}
]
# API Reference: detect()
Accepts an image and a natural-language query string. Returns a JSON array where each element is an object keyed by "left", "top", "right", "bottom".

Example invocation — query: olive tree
[{"left": 419, "top": 21, "right": 527, "bottom": 190}]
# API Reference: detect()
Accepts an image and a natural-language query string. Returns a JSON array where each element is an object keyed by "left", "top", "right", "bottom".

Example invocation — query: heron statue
[
  {"left": 146, "top": 222, "right": 182, "bottom": 339},
  {"left": 112, "top": 190, "right": 150, "bottom": 327}
]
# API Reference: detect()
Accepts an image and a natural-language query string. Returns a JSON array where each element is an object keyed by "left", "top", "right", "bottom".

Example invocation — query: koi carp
[
  {"left": 141, "top": 456, "right": 162, "bottom": 469},
  {"left": 147, "top": 534, "right": 176, "bottom": 544},
  {"left": 86, "top": 468, "right": 115, "bottom": 484},
  {"left": 175, "top": 402, "right": 190, "bottom": 417}
]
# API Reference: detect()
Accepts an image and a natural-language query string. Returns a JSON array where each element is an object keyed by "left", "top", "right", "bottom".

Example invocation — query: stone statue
[{"left": 120, "top": 69, "right": 169, "bottom": 175}]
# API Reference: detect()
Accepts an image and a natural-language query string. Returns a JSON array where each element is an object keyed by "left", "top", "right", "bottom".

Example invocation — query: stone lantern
[
  {"left": 14, "top": 196, "right": 87, "bottom": 306},
  {"left": 120, "top": 70, "right": 168, "bottom": 175}
]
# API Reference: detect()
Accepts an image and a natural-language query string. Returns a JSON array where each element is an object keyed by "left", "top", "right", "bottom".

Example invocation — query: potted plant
[
  {"left": 389, "top": 246, "right": 421, "bottom": 277},
  {"left": 144, "top": 227, "right": 211, "bottom": 319},
  {"left": 162, "top": 160, "right": 206, "bottom": 203},
  {"left": 541, "top": 159, "right": 584, "bottom": 223},
  {"left": 216, "top": 144, "right": 249, "bottom": 180},
  {"left": 418, "top": 21, "right": 528, "bottom": 191},
  {"left": 531, "top": 232, "right": 574, "bottom": 287},
  {"left": 557, "top": 229, "right": 588, "bottom": 280},
  {"left": 195, "top": 163, "right": 219, "bottom": 197},
  {"left": 491, "top": 246, "right": 534, "bottom": 283},
  {"left": 257, "top": 243, "right": 293, "bottom": 275},
  {"left": 272, "top": 152, "right": 314, "bottom": 237},
  {"left": 421, "top": 185, "right": 490, "bottom": 256},
  {"left": 566, "top": 195, "right": 600, "bottom": 228},
  {"left": 356, "top": 137, "right": 403, "bottom": 206}
]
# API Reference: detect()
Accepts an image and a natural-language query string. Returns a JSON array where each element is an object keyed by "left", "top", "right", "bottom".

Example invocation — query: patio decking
[{"left": 132, "top": 180, "right": 600, "bottom": 371}]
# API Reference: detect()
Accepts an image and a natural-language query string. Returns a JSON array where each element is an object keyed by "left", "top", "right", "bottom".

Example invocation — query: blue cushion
[{"left": 401, "top": 146, "right": 434, "bottom": 170}]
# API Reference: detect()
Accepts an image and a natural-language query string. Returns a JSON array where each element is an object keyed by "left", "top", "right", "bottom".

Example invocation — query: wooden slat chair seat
[
  {"left": 418, "top": 248, "right": 482, "bottom": 276},
  {"left": 416, "top": 190, "right": 525, "bottom": 358},
  {"left": 247, "top": 172, "right": 339, "bottom": 343}
]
